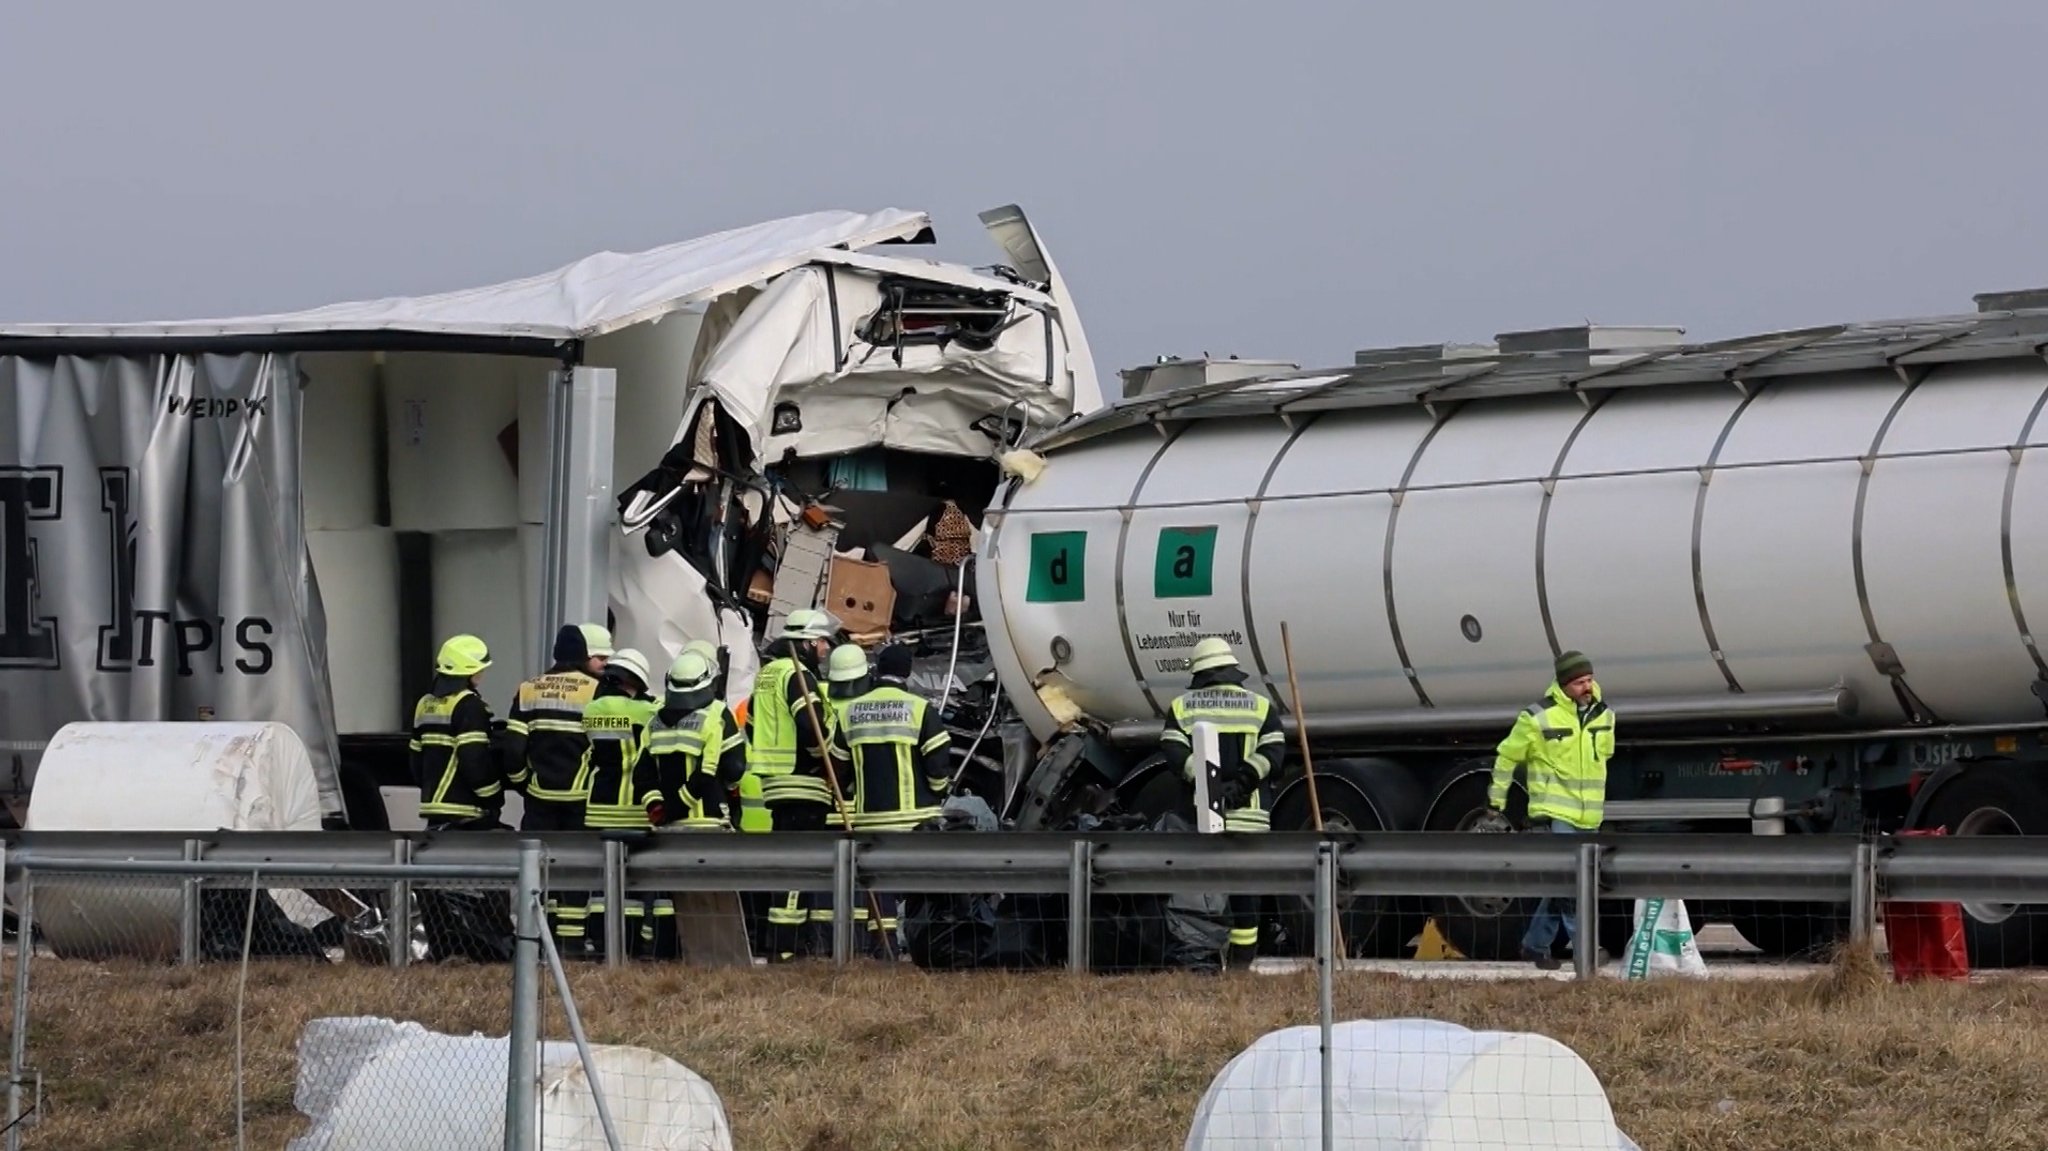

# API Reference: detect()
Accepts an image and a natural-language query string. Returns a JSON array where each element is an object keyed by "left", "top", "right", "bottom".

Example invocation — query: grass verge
[{"left": 4, "top": 953, "right": 2046, "bottom": 1149}]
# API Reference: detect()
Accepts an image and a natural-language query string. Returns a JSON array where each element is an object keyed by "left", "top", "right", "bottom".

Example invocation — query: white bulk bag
[
  {"left": 1621, "top": 897, "right": 1708, "bottom": 980},
  {"left": 289, "top": 1016, "right": 733, "bottom": 1151},
  {"left": 1185, "top": 1018, "right": 1629, "bottom": 1150}
]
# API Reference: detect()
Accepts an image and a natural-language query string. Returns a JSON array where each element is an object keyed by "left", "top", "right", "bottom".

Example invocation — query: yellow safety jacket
[
  {"left": 828, "top": 684, "right": 953, "bottom": 831},
  {"left": 409, "top": 687, "right": 501, "bottom": 821},
  {"left": 644, "top": 703, "right": 746, "bottom": 830},
  {"left": 1160, "top": 682, "right": 1285, "bottom": 832},
  {"left": 747, "top": 656, "right": 833, "bottom": 807},
  {"left": 576, "top": 691, "right": 660, "bottom": 829},
  {"left": 1490, "top": 682, "right": 1616, "bottom": 831}
]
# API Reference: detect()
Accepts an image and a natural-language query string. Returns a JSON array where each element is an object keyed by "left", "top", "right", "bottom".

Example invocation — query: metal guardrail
[{"left": 9, "top": 828, "right": 2048, "bottom": 900}]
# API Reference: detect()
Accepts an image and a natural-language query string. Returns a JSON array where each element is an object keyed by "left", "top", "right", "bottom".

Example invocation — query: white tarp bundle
[
  {"left": 289, "top": 1016, "right": 734, "bottom": 1151},
  {"left": 1184, "top": 1019, "right": 1639, "bottom": 1151}
]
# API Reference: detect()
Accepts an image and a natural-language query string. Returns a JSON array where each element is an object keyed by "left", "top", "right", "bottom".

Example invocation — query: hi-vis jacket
[
  {"left": 746, "top": 656, "right": 833, "bottom": 808},
  {"left": 827, "top": 684, "right": 953, "bottom": 831},
  {"left": 577, "top": 689, "right": 660, "bottom": 829},
  {"left": 503, "top": 668, "right": 600, "bottom": 803},
  {"left": 1489, "top": 682, "right": 1616, "bottom": 831},
  {"left": 409, "top": 688, "right": 501, "bottom": 822},
  {"left": 1160, "top": 682, "right": 1286, "bottom": 832},
  {"left": 643, "top": 702, "right": 749, "bottom": 829}
]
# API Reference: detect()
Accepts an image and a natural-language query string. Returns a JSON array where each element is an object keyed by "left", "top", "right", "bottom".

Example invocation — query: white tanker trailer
[{"left": 971, "top": 293, "right": 2048, "bottom": 967}]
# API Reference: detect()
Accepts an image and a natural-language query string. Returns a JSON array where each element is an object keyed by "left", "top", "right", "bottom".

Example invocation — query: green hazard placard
[
  {"left": 1154, "top": 525, "right": 1218, "bottom": 599},
  {"left": 1026, "top": 531, "right": 1087, "bottom": 603}
]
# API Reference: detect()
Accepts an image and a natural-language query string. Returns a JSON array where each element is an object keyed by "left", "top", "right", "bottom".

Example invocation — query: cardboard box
[{"left": 825, "top": 556, "right": 896, "bottom": 639}]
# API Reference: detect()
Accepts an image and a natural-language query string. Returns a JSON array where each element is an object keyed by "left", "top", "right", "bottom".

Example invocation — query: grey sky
[{"left": 5, "top": 2, "right": 2046, "bottom": 394}]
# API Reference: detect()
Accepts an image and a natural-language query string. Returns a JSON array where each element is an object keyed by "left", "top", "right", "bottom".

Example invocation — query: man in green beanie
[{"left": 1488, "top": 649, "right": 1616, "bottom": 969}]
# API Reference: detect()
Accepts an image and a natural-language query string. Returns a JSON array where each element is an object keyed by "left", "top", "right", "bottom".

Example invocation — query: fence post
[
  {"left": 1315, "top": 841, "right": 1336, "bottom": 1151},
  {"left": 1573, "top": 841, "right": 1601, "bottom": 980},
  {"left": 832, "top": 838, "right": 856, "bottom": 966},
  {"left": 1067, "top": 838, "right": 1092, "bottom": 973},
  {"left": 1850, "top": 838, "right": 1877, "bottom": 948},
  {"left": 388, "top": 837, "right": 412, "bottom": 969},
  {"left": 505, "top": 839, "right": 543, "bottom": 1151},
  {"left": 179, "top": 839, "right": 203, "bottom": 966},
  {"left": 602, "top": 838, "right": 626, "bottom": 969},
  {"left": 7, "top": 865, "right": 33, "bottom": 1151}
]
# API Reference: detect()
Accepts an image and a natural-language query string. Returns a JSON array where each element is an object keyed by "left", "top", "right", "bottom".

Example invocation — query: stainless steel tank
[{"left": 977, "top": 318, "right": 2048, "bottom": 743}]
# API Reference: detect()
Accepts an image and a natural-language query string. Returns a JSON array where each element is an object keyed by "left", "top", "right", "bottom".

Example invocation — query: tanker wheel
[
  {"left": 1271, "top": 760, "right": 1429, "bottom": 960},
  {"left": 1422, "top": 771, "right": 1548, "bottom": 962},
  {"left": 1914, "top": 767, "right": 2048, "bottom": 969}
]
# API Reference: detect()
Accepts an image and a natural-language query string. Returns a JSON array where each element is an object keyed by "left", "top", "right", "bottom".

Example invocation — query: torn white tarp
[
  {"left": 290, "top": 1016, "right": 734, "bottom": 1151},
  {"left": 0, "top": 209, "right": 932, "bottom": 343}
]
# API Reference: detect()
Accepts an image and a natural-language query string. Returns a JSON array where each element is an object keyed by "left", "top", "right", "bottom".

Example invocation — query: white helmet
[
  {"left": 1189, "top": 637, "right": 1239, "bottom": 674},
  {"left": 665, "top": 650, "right": 716, "bottom": 695},
  {"left": 780, "top": 608, "right": 840, "bottom": 641},
  {"left": 681, "top": 639, "right": 718, "bottom": 665},
  {"left": 607, "top": 648, "right": 653, "bottom": 691}
]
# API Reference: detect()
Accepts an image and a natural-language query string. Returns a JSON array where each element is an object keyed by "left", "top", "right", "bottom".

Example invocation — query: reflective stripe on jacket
[{"left": 1489, "top": 682, "right": 1616, "bottom": 831}]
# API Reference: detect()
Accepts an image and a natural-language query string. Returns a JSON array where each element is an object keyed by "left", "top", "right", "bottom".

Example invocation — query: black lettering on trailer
[
  {"left": 0, "top": 467, "right": 62, "bottom": 669},
  {"left": 97, "top": 467, "right": 138, "bottom": 671}
]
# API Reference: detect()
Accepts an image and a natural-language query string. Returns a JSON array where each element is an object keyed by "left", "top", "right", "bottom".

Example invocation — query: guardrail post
[
  {"left": 8, "top": 862, "right": 34, "bottom": 1151},
  {"left": 602, "top": 839, "right": 626, "bottom": 969},
  {"left": 505, "top": 839, "right": 543, "bottom": 1151},
  {"left": 179, "top": 839, "right": 203, "bottom": 966},
  {"left": 1067, "top": 838, "right": 1092, "bottom": 973},
  {"left": 1850, "top": 838, "right": 1877, "bottom": 949},
  {"left": 1315, "top": 841, "right": 1336, "bottom": 1151},
  {"left": 832, "top": 838, "right": 856, "bottom": 966},
  {"left": 388, "top": 838, "right": 412, "bottom": 969},
  {"left": 1574, "top": 841, "right": 1601, "bottom": 980}
]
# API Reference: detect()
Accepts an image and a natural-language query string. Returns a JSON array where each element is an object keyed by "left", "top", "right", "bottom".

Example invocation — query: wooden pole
[{"left": 1279, "top": 621, "right": 1348, "bottom": 962}]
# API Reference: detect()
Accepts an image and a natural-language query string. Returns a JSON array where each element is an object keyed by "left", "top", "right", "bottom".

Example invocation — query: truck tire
[
  {"left": 1270, "top": 759, "right": 1428, "bottom": 959},
  {"left": 1912, "top": 766, "right": 2048, "bottom": 968},
  {"left": 1422, "top": 769, "right": 1542, "bottom": 962}
]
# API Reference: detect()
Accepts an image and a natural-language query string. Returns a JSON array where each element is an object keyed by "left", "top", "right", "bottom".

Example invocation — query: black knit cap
[
  {"left": 875, "top": 645, "right": 915, "bottom": 681},
  {"left": 552, "top": 625, "right": 588, "bottom": 666},
  {"left": 1555, "top": 650, "right": 1594, "bottom": 682}
]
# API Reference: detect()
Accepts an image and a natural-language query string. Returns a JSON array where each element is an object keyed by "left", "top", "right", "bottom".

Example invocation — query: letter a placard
[
  {"left": 1027, "top": 531, "right": 1087, "bottom": 603},
  {"left": 1154, "top": 525, "right": 1217, "bottom": 599}
]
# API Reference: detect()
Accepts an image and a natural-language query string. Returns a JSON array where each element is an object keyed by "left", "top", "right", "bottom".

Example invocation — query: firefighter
[
  {"left": 632, "top": 649, "right": 749, "bottom": 959},
  {"left": 575, "top": 647, "right": 660, "bottom": 961},
  {"left": 680, "top": 638, "right": 767, "bottom": 831},
  {"left": 827, "top": 643, "right": 952, "bottom": 955},
  {"left": 748, "top": 609, "right": 839, "bottom": 961},
  {"left": 1158, "top": 636, "right": 1286, "bottom": 971},
  {"left": 409, "top": 634, "right": 519, "bottom": 961},
  {"left": 502, "top": 622, "right": 612, "bottom": 947}
]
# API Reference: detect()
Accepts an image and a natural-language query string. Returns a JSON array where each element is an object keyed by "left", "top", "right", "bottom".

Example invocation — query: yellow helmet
[
  {"left": 435, "top": 634, "right": 493, "bottom": 678},
  {"left": 681, "top": 639, "right": 718, "bottom": 666},
  {"left": 1188, "top": 637, "right": 1239, "bottom": 674},
  {"left": 666, "top": 650, "right": 716, "bottom": 695}
]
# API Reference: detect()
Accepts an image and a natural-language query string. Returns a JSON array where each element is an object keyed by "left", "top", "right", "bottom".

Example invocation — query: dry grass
[{"left": 6, "top": 953, "right": 2048, "bottom": 1149}]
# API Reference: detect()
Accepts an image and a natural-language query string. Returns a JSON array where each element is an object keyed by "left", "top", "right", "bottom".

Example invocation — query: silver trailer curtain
[{"left": 0, "top": 351, "right": 342, "bottom": 818}]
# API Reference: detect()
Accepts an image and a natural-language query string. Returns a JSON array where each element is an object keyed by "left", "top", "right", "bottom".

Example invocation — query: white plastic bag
[{"left": 1621, "top": 897, "right": 1707, "bottom": 979}]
